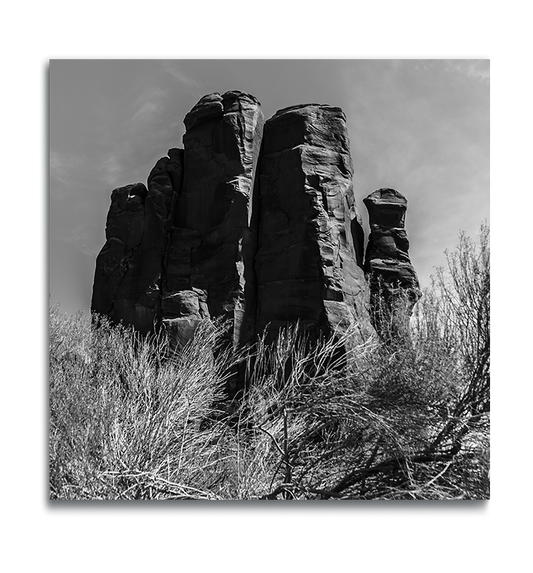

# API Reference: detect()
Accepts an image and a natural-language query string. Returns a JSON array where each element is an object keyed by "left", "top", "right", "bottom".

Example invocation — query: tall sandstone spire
[
  {"left": 162, "top": 91, "right": 264, "bottom": 347},
  {"left": 363, "top": 187, "right": 421, "bottom": 342},
  {"left": 255, "top": 104, "right": 372, "bottom": 343}
]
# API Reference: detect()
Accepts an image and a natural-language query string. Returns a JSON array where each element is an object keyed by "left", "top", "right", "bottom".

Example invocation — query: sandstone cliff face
[
  {"left": 91, "top": 182, "right": 153, "bottom": 333},
  {"left": 363, "top": 188, "right": 421, "bottom": 341},
  {"left": 255, "top": 104, "right": 372, "bottom": 342},
  {"left": 163, "top": 91, "right": 264, "bottom": 347},
  {"left": 93, "top": 92, "right": 420, "bottom": 352}
]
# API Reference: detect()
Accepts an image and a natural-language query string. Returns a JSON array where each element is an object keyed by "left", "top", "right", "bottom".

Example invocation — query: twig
[
  {"left": 177, "top": 408, "right": 190, "bottom": 475},
  {"left": 422, "top": 461, "right": 453, "bottom": 490},
  {"left": 100, "top": 470, "right": 223, "bottom": 500},
  {"left": 322, "top": 450, "right": 460, "bottom": 499},
  {"left": 304, "top": 487, "right": 344, "bottom": 499},
  {"left": 257, "top": 426, "right": 285, "bottom": 458},
  {"left": 283, "top": 406, "right": 292, "bottom": 497},
  {"left": 361, "top": 434, "right": 382, "bottom": 495}
]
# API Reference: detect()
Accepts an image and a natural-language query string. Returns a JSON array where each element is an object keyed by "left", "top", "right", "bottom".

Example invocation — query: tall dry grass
[{"left": 49, "top": 225, "right": 489, "bottom": 500}]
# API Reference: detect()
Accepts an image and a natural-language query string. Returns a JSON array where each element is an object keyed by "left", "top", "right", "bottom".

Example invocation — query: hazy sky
[{"left": 49, "top": 59, "right": 489, "bottom": 314}]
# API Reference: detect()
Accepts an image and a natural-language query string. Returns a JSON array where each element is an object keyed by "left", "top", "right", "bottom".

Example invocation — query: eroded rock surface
[
  {"left": 91, "top": 144, "right": 183, "bottom": 334},
  {"left": 164, "top": 91, "right": 264, "bottom": 346},
  {"left": 92, "top": 91, "right": 265, "bottom": 346},
  {"left": 92, "top": 93, "right": 422, "bottom": 356},
  {"left": 255, "top": 104, "right": 373, "bottom": 342},
  {"left": 91, "top": 182, "right": 152, "bottom": 331},
  {"left": 363, "top": 188, "right": 421, "bottom": 341}
]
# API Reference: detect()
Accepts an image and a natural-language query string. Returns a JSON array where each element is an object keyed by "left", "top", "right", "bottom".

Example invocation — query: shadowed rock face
[
  {"left": 92, "top": 149, "right": 184, "bottom": 334},
  {"left": 92, "top": 91, "right": 264, "bottom": 345},
  {"left": 363, "top": 188, "right": 421, "bottom": 342},
  {"left": 164, "top": 91, "right": 264, "bottom": 347},
  {"left": 255, "top": 104, "right": 372, "bottom": 342},
  {"left": 93, "top": 93, "right": 421, "bottom": 353}
]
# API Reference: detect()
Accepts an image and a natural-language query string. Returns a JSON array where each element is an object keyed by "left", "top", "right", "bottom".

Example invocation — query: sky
[{"left": 49, "top": 59, "right": 489, "bottom": 314}]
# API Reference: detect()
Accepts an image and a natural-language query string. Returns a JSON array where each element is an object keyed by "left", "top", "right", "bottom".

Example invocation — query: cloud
[
  {"left": 50, "top": 150, "right": 89, "bottom": 199},
  {"left": 413, "top": 59, "right": 489, "bottom": 83},
  {"left": 50, "top": 150, "right": 69, "bottom": 189},
  {"left": 102, "top": 154, "right": 124, "bottom": 187},
  {"left": 337, "top": 60, "right": 488, "bottom": 289},
  {"left": 82, "top": 83, "right": 181, "bottom": 190},
  {"left": 444, "top": 60, "right": 490, "bottom": 83},
  {"left": 50, "top": 149, "right": 82, "bottom": 178},
  {"left": 127, "top": 87, "right": 169, "bottom": 131},
  {"left": 131, "top": 101, "right": 161, "bottom": 124},
  {"left": 160, "top": 62, "right": 201, "bottom": 88}
]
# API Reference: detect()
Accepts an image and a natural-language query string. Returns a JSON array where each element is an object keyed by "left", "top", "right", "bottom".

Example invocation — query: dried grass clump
[{"left": 49, "top": 224, "right": 489, "bottom": 500}]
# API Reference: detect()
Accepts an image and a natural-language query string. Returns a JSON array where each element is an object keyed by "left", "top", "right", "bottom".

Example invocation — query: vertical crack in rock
[{"left": 363, "top": 187, "right": 421, "bottom": 343}]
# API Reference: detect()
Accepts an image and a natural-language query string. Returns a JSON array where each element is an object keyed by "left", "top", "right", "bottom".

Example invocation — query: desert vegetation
[{"left": 49, "top": 225, "right": 489, "bottom": 500}]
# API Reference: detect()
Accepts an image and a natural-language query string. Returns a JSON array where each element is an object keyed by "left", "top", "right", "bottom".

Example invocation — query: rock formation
[
  {"left": 92, "top": 92, "right": 419, "bottom": 356},
  {"left": 363, "top": 188, "right": 421, "bottom": 342},
  {"left": 162, "top": 91, "right": 264, "bottom": 347},
  {"left": 92, "top": 182, "right": 154, "bottom": 333},
  {"left": 255, "top": 104, "right": 372, "bottom": 342}
]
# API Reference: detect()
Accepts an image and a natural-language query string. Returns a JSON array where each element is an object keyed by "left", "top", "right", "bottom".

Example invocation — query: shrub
[{"left": 49, "top": 224, "right": 489, "bottom": 500}]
